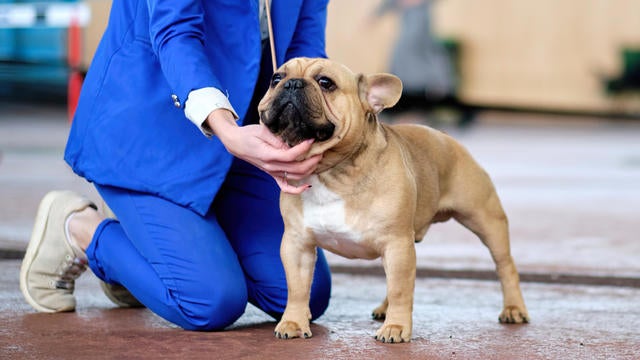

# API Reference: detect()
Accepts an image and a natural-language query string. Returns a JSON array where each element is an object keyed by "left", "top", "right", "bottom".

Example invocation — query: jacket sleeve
[
  {"left": 146, "top": 0, "right": 220, "bottom": 109},
  {"left": 285, "top": 0, "right": 330, "bottom": 60}
]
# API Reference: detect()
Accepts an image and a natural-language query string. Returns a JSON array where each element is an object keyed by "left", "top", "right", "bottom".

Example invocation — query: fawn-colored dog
[{"left": 259, "top": 58, "right": 529, "bottom": 343}]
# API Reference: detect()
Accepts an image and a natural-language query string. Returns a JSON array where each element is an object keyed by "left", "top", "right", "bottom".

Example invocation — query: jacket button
[{"left": 171, "top": 94, "right": 181, "bottom": 108}]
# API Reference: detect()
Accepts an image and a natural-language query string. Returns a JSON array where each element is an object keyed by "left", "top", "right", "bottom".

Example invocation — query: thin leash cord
[{"left": 264, "top": 0, "right": 277, "bottom": 72}]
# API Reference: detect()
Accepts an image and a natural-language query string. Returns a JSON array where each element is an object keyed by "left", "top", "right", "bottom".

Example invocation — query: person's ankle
[{"left": 67, "top": 207, "right": 101, "bottom": 252}]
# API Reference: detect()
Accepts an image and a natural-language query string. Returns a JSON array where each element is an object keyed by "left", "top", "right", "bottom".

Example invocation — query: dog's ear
[{"left": 358, "top": 74, "right": 403, "bottom": 114}]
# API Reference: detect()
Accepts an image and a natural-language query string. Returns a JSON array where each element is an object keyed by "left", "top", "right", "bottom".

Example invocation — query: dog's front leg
[
  {"left": 375, "top": 239, "right": 416, "bottom": 343},
  {"left": 274, "top": 231, "right": 316, "bottom": 340}
]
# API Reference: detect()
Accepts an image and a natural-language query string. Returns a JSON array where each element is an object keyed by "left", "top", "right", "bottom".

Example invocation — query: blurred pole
[{"left": 67, "top": 15, "right": 82, "bottom": 123}]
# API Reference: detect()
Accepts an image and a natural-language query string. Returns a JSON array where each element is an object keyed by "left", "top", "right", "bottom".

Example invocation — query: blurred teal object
[
  {"left": 0, "top": 0, "right": 79, "bottom": 101},
  {"left": 604, "top": 48, "right": 640, "bottom": 94}
]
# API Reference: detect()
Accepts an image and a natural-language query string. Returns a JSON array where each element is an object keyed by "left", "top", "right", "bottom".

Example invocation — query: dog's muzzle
[{"left": 262, "top": 78, "right": 335, "bottom": 146}]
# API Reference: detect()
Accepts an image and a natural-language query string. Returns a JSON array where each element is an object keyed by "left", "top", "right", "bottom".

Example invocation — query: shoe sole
[
  {"left": 99, "top": 281, "right": 144, "bottom": 308},
  {"left": 19, "top": 191, "right": 65, "bottom": 313}
]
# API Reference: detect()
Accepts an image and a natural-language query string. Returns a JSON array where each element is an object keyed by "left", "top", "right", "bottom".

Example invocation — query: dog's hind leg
[
  {"left": 453, "top": 191, "right": 529, "bottom": 324},
  {"left": 371, "top": 296, "right": 388, "bottom": 320}
]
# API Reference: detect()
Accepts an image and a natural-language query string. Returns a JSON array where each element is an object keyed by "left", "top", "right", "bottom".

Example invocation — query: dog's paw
[
  {"left": 371, "top": 299, "right": 388, "bottom": 320},
  {"left": 499, "top": 305, "right": 529, "bottom": 324},
  {"left": 374, "top": 324, "right": 411, "bottom": 343},
  {"left": 371, "top": 306, "right": 386, "bottom": 320},
  {"left": 274, "top": 320, "right": 312, "bottom": 340}
]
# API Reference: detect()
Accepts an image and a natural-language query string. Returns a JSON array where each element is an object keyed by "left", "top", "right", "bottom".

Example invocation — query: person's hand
[{"left": 206, "top": 109, "right": 321, "bottom": 194}]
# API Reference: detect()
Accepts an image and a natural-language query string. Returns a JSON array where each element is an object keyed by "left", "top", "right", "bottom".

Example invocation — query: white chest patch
[{"left": 301, "top": 175, "right": 374, "bottom": 259}]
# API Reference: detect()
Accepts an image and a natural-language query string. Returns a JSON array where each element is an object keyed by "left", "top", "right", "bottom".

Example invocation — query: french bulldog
[{"left": 258, "top": 57, "right": 529, "bottom": 343}]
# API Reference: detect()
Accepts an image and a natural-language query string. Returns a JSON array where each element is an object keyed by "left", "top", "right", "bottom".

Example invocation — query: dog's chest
[{"left": 301, "top": 176, "right": 375, "bottom": 259}]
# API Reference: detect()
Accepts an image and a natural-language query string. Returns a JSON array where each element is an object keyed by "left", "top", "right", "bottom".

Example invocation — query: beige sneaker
[
  {"left": 20, "top": 191, "right": 96, "bottom": 312},
  {"left": 98, "top": 199, "right": 144, "bottom": 308}
]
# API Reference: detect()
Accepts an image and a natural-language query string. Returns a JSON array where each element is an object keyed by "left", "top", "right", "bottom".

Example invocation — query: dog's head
[{"left": 258, "top": 57, "right": 402, "bottom": 156}]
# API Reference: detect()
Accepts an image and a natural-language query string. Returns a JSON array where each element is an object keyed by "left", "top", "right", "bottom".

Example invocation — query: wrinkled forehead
[{"left": 280, "top": 58, "right": 357, "bottom": 85}]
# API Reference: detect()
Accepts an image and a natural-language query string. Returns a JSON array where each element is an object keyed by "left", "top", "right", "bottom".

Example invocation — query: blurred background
[
  {"left": 327, "top": 0, "right": 640, "bottom": 118},
  {"left": 1, "top": 0, "right": 639, "bottom": 117},
  {"left": 1, "top": 0, "right": 639, "bottom": 281}
]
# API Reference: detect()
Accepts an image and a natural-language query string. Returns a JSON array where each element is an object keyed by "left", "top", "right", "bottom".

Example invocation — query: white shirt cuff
[{"left": 184, "top": 87, "right": 239, "bottom": 137}]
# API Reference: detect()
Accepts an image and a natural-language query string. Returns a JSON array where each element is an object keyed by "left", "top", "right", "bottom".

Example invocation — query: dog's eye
[
  {"left": 271, "top": 73, "right": 284, "bottom": 87},
  {"left": 317, "top": 76, "right": 336, "bottom": 91}
]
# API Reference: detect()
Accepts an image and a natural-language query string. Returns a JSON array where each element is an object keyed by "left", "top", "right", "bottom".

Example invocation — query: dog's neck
[{"left": 314, "top": 111, "right": 387, "bottom": 177}]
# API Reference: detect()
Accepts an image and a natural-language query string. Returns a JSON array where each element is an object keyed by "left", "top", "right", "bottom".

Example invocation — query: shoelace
[{"left": 52, "top": 255, "right": 88, "bottom": 290}]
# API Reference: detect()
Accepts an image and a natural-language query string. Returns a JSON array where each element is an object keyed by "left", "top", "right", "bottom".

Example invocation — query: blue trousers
[{"left": 85, "top": 158, "right": 331, "bottom": 330}]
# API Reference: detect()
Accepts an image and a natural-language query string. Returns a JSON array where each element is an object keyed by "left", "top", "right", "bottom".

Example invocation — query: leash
[{"left": 264, "top": 0, "right": 277, "bottom": 72}]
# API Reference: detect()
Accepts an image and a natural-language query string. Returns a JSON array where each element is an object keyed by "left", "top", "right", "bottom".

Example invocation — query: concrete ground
[{"left": 1, "top": 103, "right": 639, "bottom": 359}]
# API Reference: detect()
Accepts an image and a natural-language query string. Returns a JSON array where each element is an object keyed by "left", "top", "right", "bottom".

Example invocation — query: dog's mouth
[{"left": 262, "top": 100, "right": 335, "bottom": 147}]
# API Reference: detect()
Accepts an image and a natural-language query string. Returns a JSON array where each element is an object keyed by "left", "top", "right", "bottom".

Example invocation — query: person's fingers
[
  {"left": 273, "top": 174, "right": 312, "bottom": 195},
  {"left": 260, "top": 138, "right": 314, "bottom": 163},
  {"left": 257, "top": 124, "right": 287, "bottom": 149},
  {"left": 285, "top": 138, "right": 314, "bottom": 161},
  {"left": 239, "top": 125, "right": 322, "bottom": 179},
  {"left": 287, "top": 154, "right": 322, "bottom": 178},
  {"left": 261, "top": 154, "right": 322, "bottom": 179}
]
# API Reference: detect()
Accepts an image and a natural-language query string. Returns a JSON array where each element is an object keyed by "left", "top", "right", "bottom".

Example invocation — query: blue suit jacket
[{"left": 65, "top": 0, "right": 329, "bottom": 215}]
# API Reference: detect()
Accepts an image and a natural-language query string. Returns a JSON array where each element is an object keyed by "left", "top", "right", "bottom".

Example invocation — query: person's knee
[
  {"left": 250, "top": 269, "right": 331, "bottom": 322},
  {"left": 309, "top": 250, "right": 332, "bottom": 320},
  {"left": 309, "top": 268, "right": 331, "bottom": 321},
  {"left": 177, "top": 284, "right": 248, "bottom": 331}
]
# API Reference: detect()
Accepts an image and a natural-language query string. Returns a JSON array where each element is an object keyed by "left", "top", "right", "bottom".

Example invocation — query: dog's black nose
[{"left": 283, "top": 78, "right": 306, "bottom": 90}]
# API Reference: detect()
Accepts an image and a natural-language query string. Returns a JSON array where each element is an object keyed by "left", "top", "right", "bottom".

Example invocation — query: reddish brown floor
[{"left": 1, "top": 260, "right": 639, "bottom": 359}]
